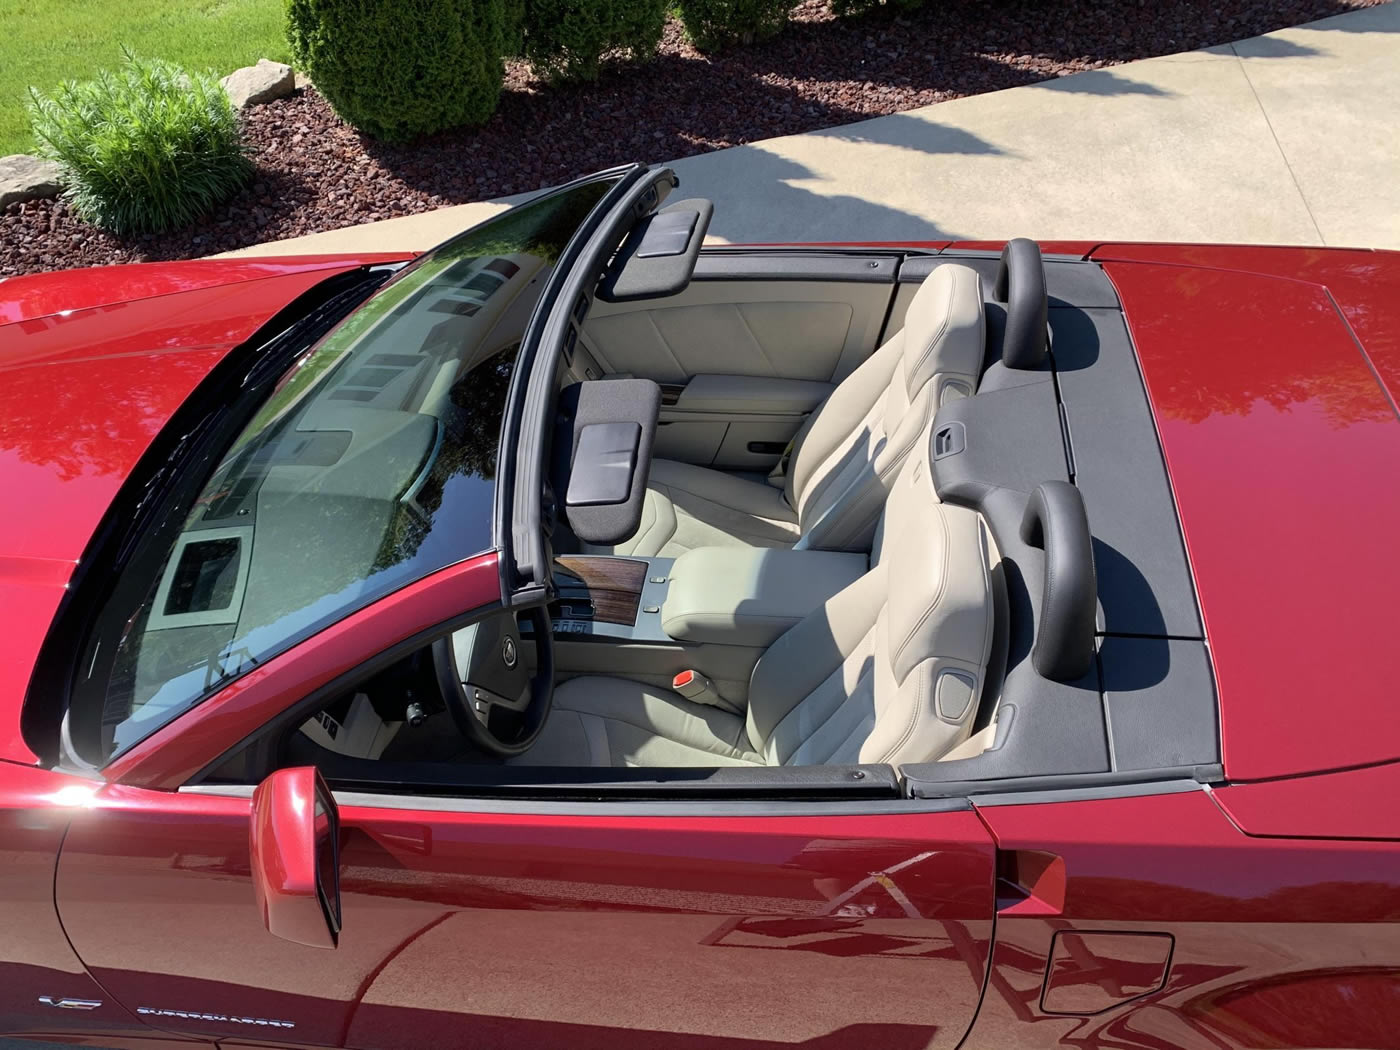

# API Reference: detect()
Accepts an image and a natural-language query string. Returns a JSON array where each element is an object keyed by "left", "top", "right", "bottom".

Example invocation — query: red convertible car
[{"left": 1, "top": 163, "right": 1398, "bottom": 1050}]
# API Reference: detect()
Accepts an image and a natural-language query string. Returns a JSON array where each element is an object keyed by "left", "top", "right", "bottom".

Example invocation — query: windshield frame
[{"left": 31, "top": 169, "right": 633, "bottom": 772}]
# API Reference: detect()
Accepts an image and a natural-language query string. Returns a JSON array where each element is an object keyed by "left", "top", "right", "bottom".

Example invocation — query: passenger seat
[{"left": 590, "top": 263, "right": 985, "bottom": 556}]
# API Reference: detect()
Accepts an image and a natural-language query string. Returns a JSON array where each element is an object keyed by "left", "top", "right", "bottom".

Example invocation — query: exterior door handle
[
  {"left": 996, "top": 850, "right": 1066, "bottom": 916},
  {"left": 38, "top": 997, "right": 103, "bottom": 1010}
]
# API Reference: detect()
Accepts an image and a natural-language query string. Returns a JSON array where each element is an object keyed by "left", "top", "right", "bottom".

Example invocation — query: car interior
[{"left": 161, "top": 171, "right": 1219, "bottom": 799}]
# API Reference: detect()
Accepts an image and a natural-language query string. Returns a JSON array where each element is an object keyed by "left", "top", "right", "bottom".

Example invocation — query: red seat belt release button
[{"left": 672, "top": 669, "right": 723, "bottom": 706}]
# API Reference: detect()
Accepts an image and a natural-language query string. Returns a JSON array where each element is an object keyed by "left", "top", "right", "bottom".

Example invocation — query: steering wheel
[{"left": 431, "top": 606, "right": 555, "bottom": 758}]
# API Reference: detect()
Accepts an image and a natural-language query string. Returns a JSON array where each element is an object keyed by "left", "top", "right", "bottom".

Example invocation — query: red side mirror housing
[{"left": 249, "top": 766, "right": 341, "bottom": 949}]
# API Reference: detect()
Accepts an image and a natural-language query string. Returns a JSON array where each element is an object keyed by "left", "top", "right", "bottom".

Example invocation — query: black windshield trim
[{"left": 26, "top": 267, "right": 394, "bottom": 768}]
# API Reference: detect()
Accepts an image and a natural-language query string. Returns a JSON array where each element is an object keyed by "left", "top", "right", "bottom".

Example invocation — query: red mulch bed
[{"left": 0, "top": 0, "right": 1381, "bottom": 277}]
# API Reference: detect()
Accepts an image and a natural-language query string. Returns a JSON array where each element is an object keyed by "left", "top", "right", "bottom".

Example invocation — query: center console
[
  {"left": 550, "top": 555, "right": 676, "bottom": 641},
  {"left": 544, "top": 547, "right": 870, "bottom": 706}
]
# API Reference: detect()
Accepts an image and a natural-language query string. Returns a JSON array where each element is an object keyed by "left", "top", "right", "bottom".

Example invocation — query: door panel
[
  {"left": 584, "top": 280, "right": 893, "bottom": 384},
  {"left": 0, "top": 767, "right": 170, "bottom": 1045},
  {"left": 58, "top": 786, "right": 996, "bottom": 1050},
  {"left": 968, "top": 789, "right": 1400, "bottom": 1050}
]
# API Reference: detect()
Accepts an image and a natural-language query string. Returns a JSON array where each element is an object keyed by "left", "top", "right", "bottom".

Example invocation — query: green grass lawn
[{"left": 0, "top": 0, "right": 291, "bottom": 155}]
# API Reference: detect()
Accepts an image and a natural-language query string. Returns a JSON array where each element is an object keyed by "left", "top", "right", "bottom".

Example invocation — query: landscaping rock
[
  {"left": 1, "top": 0, "right": 1388, "bottom": 276},
  {"left": 222, "top": 59, "right": 296, "bottom": 110},
  {"left": 0, "top": 154, "right": 63, "bottom": 210}
]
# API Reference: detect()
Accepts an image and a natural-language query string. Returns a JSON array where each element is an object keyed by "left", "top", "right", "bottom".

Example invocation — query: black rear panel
[{"left": 906, "top": 251, "right": 1218, "bottom": 793}]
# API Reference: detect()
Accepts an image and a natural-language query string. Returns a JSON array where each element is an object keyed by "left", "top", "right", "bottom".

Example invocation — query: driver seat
[{"left": 515, "top": 434, "right": 994, "bottom": 769}]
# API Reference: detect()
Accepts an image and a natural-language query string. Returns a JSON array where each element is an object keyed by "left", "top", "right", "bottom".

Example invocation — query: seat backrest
[
  {"left": 784, "top": 263, "right": 984, "bottom": 552},
  {"left": 747, "top": 431, "right": 994, "bottom": 767}
]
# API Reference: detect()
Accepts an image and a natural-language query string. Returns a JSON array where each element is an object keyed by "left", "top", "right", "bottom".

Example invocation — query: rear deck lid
[{"left": 1104, "top": 259, "right": 1400, "bottom": 781}]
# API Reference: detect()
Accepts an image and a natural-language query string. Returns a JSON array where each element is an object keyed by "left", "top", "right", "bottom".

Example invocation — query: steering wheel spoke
[{"left": 432, "top": 605, "right": 554, "bottom": 758}]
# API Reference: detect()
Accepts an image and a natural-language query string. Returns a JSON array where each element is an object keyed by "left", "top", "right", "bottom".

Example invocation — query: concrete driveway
[{"left": 225, "top": 1, "right": 1400, "bottom": 258}]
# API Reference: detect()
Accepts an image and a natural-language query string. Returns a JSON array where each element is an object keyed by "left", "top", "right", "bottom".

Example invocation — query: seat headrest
[{"left": 901, "top": 263, "right": 986, "bottom": 400}]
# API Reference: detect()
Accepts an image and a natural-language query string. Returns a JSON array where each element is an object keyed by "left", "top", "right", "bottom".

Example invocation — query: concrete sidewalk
[{"left": 224, "top": 2, "right": 1400, "bottom": 258}]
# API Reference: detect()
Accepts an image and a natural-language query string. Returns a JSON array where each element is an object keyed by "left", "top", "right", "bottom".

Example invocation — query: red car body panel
[
  {"left": 0, "top": 254, "right": 412, "bottom": 327},
  {"left": 974, "top": 789, "right": 1400, "bottom": 1050},
  {"left": 56, "top": 787, "right": 995, "bottom": 1048},
  {"left": 1, "top": 239, "right": 1398, "bottom": 1050},
  {"left": 104, "top": 553, "right": 503, "bottom": 790},
  {"left": 0, "top": 762, "right": 160, "bottom": 1045},
  {"left": 1213, "top": 760, "right": 1400, "bottom": 840},
  {"left": 0, "top": 257, "right": 409, "bottom": 766},
  {"left": 1090, "top": 243, "right": 1400, "bottom": 405},
  {"left": 1102, "top": 257, "right": 1400, "bottom": 782}
]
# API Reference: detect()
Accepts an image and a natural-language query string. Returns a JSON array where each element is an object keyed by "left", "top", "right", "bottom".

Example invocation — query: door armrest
[{"left": 673, "top": 374, "right": 833, "bottom": 416}]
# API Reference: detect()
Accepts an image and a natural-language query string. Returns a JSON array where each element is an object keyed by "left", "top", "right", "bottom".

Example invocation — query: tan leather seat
[
  {"left": 518, "top": 433, "right": 994, "bottom": 769},
  {"left": 593, "top": 264, "right": 985, "bottom": 557}
]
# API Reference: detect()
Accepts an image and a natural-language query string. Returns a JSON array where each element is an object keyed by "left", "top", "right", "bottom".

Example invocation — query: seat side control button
[
  {"left": 643, "top": 604, "right": 660, "bottom": 614},
  {"left": 650, "top": 576, "right": 667, "bottom": 584}
]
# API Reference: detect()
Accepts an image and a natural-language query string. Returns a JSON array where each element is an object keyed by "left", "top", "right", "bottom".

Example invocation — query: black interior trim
[
  {"left": 692, "top": 252, "right": 899, "bottom": 283},
  {"left": 907, "top": 766, "right": 1224, "bottom": 801},
  {"left": 499, "top": 165, "right": 671, "bottom": 592},
  {"left": 994, "top": 238, "right": 1049, "bottom": 369},
  {"left": 1019, "top": 481, "right": 1097, "bottom": 682},
  {"left": 284, "top": 731, "right": 901, "bottom": 801},
  {"left": 31, "top": 265, "right": 396, "bottom": 768},
  {"left": 598, "top": 197, "right": 713, "bottom": 302}
]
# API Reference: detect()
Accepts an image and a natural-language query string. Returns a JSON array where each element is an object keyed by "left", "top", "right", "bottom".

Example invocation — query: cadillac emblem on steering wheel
[{"left": 501, "top": 635, "right": 518, "bottom": 669}]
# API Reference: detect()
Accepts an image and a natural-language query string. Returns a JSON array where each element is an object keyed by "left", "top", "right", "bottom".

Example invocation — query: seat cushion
[
  {"left": 512, "top": 676, "right": 763, "bottom": 768},
  {"left": 591, "top": 458, "right": 800, "bottom": 558}
]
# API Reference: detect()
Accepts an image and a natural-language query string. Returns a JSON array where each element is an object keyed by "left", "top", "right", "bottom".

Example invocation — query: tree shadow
[
  {"left": 1228, "top": 36, "right": 1327, "bottom": 59},
  {"left": 812, "top": 111, "right": 1013, "bottom": 154},
  {"left": 1028, "top": 69, "right": 1175, "bottom": 97},
  {"left": 669, "top": 146, "right": 960, "bottom": 243}
]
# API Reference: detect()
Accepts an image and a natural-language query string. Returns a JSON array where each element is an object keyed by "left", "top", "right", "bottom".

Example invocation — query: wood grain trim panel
[{"left": 555, "top": 556, "right": 647, "bottom": 625}]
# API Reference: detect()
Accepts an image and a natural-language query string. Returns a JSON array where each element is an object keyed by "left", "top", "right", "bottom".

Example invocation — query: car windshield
[{"left": 84, "top": 176, "right": 616, "bottom": 761}]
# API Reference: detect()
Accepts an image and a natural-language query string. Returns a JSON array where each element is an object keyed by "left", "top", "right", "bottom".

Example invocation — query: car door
[
  {"left": 56, "top": 770, "right": 997, "bottom": 1050},
  {"left": 965, "top": 786, "right": 1400, "bottom": 1050},
  {"left": 51, "top": 555, "right": 998, "bottom": 1050}
]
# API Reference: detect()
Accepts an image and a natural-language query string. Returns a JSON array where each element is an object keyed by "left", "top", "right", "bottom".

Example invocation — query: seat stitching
[
  {"left": 809, "top": 664, "right": 877, "bottom": 766},
  {"left": 628, "top": 484, "right": 676, "bottom": 554},
  {"left": 796, "top": 397, "right": 885, "bottom": 524},
  {"left": 893, "top": 507, "right": 952, "bottom": 679},
  {"left": 795, "top": 658, "right": 868, "bottom": 767},
  {"left": 906, "top": 268, "right": 961, "bottom": 391},
  {"left": 764, "top": 620, "right": 879, "bottom": 763},
  {"left": 875, "top": 660, "right": 925, "bottom": 765},
  {"left": 558, "top": 699, "right": 758, "bottom": 761},
  {"left": 660, "top": 473, "right": 797, "bottom": 528},
  {"left": 813, "top": 399, "right": 926, "bottom": 547}
]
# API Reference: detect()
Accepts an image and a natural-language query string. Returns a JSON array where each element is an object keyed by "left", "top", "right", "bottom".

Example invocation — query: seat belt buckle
[{"left": 672, "top": 670, "right": 724, "bottom": 707}]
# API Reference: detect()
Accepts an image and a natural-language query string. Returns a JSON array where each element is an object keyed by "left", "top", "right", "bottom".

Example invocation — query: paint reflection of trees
[
  {"left": 0, "top": 352, "right": 216, "bottom": 480},
  {"left": 1137, "top": 271, "right": 1393, "bottom": 430}
]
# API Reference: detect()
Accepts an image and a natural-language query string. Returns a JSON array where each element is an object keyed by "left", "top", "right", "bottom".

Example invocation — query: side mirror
[{"left": 249, "top": 766, "right": 341, "bottom": 949}]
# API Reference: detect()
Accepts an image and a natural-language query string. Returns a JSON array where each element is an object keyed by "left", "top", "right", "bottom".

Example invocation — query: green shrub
[
  {"left": 286, "top": 0, "right": 508, "bottom": 141},
  {"left": 26, "top": 51, "right": 251, "bottom": 236},
  {"left": 521, "top": 0, "right": 670, "bottom": 83},
  {"left": 831, "top": 0, "right": 924, "bottom": 16},
  {"left": 678, "top": 0, "right": 791, "bottom": 51}
]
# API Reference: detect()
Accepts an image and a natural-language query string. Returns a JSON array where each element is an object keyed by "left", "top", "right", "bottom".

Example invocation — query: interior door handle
[{"left": 996, "top": 850, "right": 1066, "bottom": 916}]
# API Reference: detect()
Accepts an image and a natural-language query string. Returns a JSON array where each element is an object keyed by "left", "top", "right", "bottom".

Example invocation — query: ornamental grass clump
[{"left": 27, "top": 51, "right": 252, "bottom": 236}]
